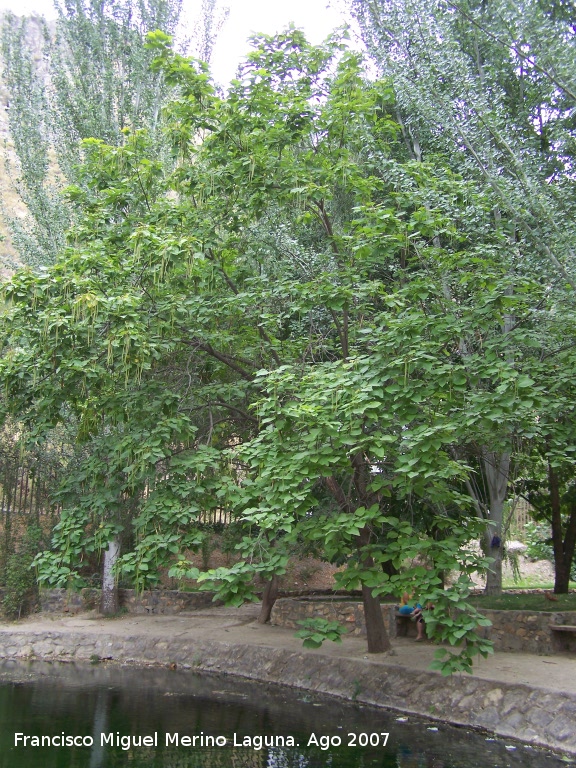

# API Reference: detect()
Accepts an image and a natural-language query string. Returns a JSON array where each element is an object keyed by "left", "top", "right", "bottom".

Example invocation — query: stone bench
[
  {"left": 395, "top": 610, "right": 421, "bottom": 638},
  {"left": 550, "top": 624, "right": 576, "bottom": 653}
]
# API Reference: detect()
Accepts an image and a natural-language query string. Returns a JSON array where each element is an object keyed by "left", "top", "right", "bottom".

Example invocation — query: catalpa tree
[{"left": 2, "top": 28, "right": 558, "bottom": 669}]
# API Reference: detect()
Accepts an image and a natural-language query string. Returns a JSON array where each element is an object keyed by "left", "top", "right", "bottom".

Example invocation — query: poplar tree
[
  {"left": 349, "top": 0, "right": 576, "bottom": 593},
  {"left": 1, "top": 0, "right": 195, "bottom": 267}
]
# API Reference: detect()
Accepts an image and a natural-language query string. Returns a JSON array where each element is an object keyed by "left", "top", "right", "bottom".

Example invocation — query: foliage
[
  {"left": 4, "top": 23, "right": 572, "bottom": 665},
  {"left": 0, "top": 25, "right": 519, "bottom": 665},
  {"left": 349, "top": 0, "right": 576, "bottom": 290},
  {"left": 2, "top": 524, "right": 44, "bottom": 619},
  {"left": 349, "top": 0, "right": 576, "bottom": 594},
  {"left": 424, "top": 578, "right": 493, "bottom": 675},
  {"left": 1, "top": 0, "right": 212, "bottom": 267},
  {"left": 524, "top": 521, "right": 554, "bottom": 563},
  {"left": 295, "top": 618, "right": 344, "bottom": 648}
]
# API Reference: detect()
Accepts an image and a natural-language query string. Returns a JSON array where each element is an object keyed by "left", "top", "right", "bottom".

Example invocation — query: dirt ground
[{"left": 502, "top": 554, "right": 556, "bottom": 583}]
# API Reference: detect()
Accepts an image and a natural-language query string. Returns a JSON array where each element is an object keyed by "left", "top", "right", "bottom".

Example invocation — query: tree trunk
[
  {"left": 550, "top": 463, "right": 576, "bottom": 593},
  {"left": 356, "top": 525, "right": 391, "bottom": 653},
  {"left": 554, "top": 556, "right": 572, "bottom": 594},
  {"left": 484, "top": 537, "right": 503, "bottom": 595},
  {"left": 323, "top": 469, "right": 391, "bottom": 653},
  {"left": 258, "top": 575, "right": 279, "bottom": 624},
  {"left": 482, "top": 449, "right": 510, "bottom": 596},
  {"left": 557, "top": 505, "right": 576, "bottom": 593},
  {"left": 100, "top": 537, "right": 120, "bottom": 616},
  {"left": 361, "top": 583, "right": 391, "bottom": 653}
]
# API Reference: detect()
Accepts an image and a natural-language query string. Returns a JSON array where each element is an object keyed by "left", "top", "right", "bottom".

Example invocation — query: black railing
[{"left": 0, "top": 453, "right": 60, "bottom": 519}]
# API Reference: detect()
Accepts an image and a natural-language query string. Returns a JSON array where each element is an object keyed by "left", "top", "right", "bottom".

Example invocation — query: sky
[{"left": 0, "top": 0, "right": 352, "bottom": 84}]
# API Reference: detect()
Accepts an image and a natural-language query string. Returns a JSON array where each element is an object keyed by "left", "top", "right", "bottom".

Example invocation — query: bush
[
  {"left": 2, "top": 525, "right": 43, "bottom": 620},
  {"left": 524, "top": 521, "right": 554, "bottom": 562},
  {"left": 524, "top": 521, "right": 576, "bottom": 581}
]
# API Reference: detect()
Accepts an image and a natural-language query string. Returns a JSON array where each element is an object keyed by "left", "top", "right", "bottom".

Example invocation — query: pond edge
[{"left": 0, "top": 628, "right": 574, "bottom": 757}]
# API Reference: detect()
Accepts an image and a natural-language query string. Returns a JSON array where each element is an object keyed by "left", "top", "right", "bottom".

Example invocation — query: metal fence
[
  {"left": 0, "top": 451, "right": 60, "bottom": 519},
  {"left": 0, "top": 449, "right": 234, "bottom": 539}
]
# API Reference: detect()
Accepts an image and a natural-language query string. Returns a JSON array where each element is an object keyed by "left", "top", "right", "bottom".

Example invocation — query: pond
[{"left": 0, "top": 660, "right": 571, "bottom": 768}]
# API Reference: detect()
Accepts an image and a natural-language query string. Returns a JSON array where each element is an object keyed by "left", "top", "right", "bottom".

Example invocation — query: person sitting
[{"left": 398, "top": 592, "right": 426, "bottom": 641}]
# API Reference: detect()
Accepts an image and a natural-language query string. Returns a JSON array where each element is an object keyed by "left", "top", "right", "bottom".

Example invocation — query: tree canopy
[{"left": 2, "top": 8, "right": 576, "bottom": 669}]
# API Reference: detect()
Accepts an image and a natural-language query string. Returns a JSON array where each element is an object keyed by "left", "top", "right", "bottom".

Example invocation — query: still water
[{"left": 0, "top": 660, "right": 572, "bottom": 768}]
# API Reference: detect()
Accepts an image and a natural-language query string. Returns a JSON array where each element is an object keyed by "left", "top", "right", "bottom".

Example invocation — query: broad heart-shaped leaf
[{"left": 295, "top": 619, "right": 344, "bottom": 649}]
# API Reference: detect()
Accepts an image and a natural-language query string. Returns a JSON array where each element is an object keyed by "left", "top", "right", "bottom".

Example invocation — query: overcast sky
[{"left": 0, "top": 0, "right": 353, "bottom": 84}]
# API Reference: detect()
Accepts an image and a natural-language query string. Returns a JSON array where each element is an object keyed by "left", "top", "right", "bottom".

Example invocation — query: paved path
[{"left": 4, "top": 605, "right": 576, "bottom": 695}]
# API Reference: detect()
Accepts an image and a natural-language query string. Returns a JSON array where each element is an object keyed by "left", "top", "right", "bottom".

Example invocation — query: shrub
[
  {"left": 524, "top": 521, "right": 554, "bottom": 562},
  {"left": 2, "top": 525, "right": 43, "bottom": 620}
]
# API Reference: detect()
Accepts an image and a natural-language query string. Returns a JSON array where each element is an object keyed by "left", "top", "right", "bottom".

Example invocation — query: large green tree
[
  {"left": 5, "top": 26, "right": 563, "bottom": 667},
  {"left": 1, "top": 29, "right": 497, "bottom": 666}
]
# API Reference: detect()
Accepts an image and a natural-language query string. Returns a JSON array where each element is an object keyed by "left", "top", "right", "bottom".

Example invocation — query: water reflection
[
  {"left": 89, "top": 689, "right": 109, "bottom": 768},
  {"left": 0, "top": 660, "right": 569, "bottom": 768}
]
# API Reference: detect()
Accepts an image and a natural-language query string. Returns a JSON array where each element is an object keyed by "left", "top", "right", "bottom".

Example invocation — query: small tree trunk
[
  {"left": 100, "top": 537, "right": 120, "bottom": 616},
  {"left": 356, "top": 525, "right": 391, "bottom": 653},
  {"left": 258, "top": 575, "right": 279, "bottom": 624},
  {"left": 482, "top": 449, "right": 510, "bottom": 596},
  {"left": 550, "top": 463, "right": 576, "bottom": 593},
  {"left": 323, "top": 465, "right": 392, "bottom": 653}
]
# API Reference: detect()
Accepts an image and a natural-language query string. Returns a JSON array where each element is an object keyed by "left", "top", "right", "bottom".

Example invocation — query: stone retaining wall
[
  {"left": 270, "top": 597, "right": 576, "bottom": 654},
  {"left": 10, "top": 590, "right": 576, "bottom": 654},
  {"left": 271, "top": 597, "right": 395, "bottom": 636},
  {"left": 479, "top": 609, "right": 576, "bottom": 654},
  {"left": 0, "top": 628, "right": 574, "bottom": 756},
  {"left": 38, "top": 588, "right": 216, "bottom": 615}
]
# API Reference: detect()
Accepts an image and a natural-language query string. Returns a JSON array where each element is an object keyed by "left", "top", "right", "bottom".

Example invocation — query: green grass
[
  {"left": 470, "top": 591, "right": 576, "bottom": 612},
  {"left": 502, "top": 575, "right": 576, "bottom": 589}
]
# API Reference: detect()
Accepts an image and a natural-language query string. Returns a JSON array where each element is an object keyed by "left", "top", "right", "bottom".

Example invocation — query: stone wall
[
  {"left": 270, "top": 597, "right": 576, "bottom": 654},
  {"left": 479, "top": 609, "right": 576, "bottom": 654},
  {"left": 37, "top": 588, "right": 216, "bottom": 615},
  {"left": 271, "top": 597, "right": 398, "bottom": 637},
  {"left": 0, "top": 627, "right": 575, "bottom": 755}
]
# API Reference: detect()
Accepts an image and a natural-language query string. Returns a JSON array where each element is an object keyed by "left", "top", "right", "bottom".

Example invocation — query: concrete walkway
[{"left": 4, "top": 605, "right": 575, "bottom": 694}]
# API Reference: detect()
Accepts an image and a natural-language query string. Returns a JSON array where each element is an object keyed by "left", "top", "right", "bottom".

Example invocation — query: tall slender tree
[{"left": 0, "top": 0, "right": 229, "bottom": 267}]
